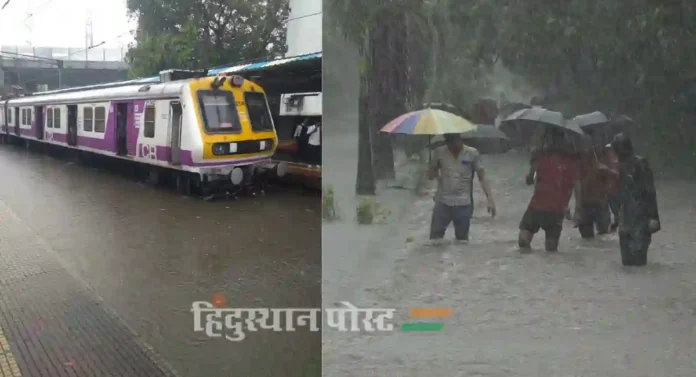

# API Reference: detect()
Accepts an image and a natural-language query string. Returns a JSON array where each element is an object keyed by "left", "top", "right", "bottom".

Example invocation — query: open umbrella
[
  {"left": 380, "top": 108, "right": 477, "bottom": 135},
  {"left": 421, "top": 102, "right": 465, "bottom": 116},
  {"left": 496, "top": 102, "right": 532, "bottom": 124},
  {"left": 570, "top": 111, "right": 634, "bottom": 131},
  {"left": 499, "top": 107, "right": 584, "bottom": 145},
  {"left": 427, "top": 124, "right": 509, "bottom": 149},
  {"left": 381, "top": 108, "right": 477, "bottom": 163},
  {"left": 569, "top": 111, "right": 633, "bottom": 144},
  {"left": 570, "top": 111, "right": 610, "bottom": 129}
]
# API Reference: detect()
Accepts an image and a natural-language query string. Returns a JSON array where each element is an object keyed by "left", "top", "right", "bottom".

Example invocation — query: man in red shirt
[
  {"left": 575, "top": 135, "right": 619, "bottom": 238},
  {"left": 520, "top": 128, "right": 582, "bottom": 252}
]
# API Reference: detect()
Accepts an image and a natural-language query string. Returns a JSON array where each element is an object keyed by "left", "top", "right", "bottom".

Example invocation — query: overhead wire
[
  {"left": 6, "top": 31, "right": 133, "bottom": 87},
  {"left": 23, "top": 0, "right": 53, "bottom": 21},
  {"left": 284, "top": 11, "right": 322, "bottom": 23},
  {"left": 5, "top": 7, "right": 322, "bottom": 89}
]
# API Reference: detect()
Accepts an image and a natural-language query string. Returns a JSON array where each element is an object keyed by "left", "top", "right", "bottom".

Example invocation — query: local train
[{"left": 0, "top": 70, "right": 287, "bottom": 195}]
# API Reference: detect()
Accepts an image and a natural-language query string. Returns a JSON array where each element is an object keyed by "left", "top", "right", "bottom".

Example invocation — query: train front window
[
  {"left": 244, "top": 92, "right": 274, "bottom": 132},
  {"left": 197, "top": 91, "right": 242, "bottom": 133}
]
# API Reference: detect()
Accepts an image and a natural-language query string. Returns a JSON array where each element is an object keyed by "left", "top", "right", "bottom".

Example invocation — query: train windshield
[
  {"left": 244, "top": 92, "right": 274, "bottom": 132},
  {"left": 197, "top": 91, "right": 242, "bottom": 132}
]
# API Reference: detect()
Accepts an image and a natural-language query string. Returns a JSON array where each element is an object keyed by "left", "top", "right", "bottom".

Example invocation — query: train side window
[
  {"left": 83, "top": 107, "right": 93, "bottom": 132},
  {"left": 21, "top": 109, "right": 26, "bottom": 125},
  {"left": 28, "top": 109, "right": 32, "bottom": 125},
  {"left": 94, "top": 106, "right": 106, "bottom": 133},
  {"left": 54, "top": 108, "right": 61, "bottom": 129},
  {"left": 47, "top": 108, "right": 53, "bottom": 128},
  {"left": 144, "top": 105, "right": 155, "bottom": 138}
]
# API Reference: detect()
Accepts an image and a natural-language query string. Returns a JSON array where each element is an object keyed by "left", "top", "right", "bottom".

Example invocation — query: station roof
[{"left": 33, "top": 52, "right": 322, "bottom": 96}]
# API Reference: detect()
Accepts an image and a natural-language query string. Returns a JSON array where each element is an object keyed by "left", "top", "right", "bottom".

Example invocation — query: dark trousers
[
  {"left": 619, "top": 228, "right": 652, "bottom": 266},
  {"left": 430, "top": 201, "right": 473, "bottom": 240},
  {"left": 578, "top": 201, "right": 611, "bottom": 238}
]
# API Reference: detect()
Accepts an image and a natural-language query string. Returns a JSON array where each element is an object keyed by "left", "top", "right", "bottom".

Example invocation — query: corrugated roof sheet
[{"left": 35, "top": 52, "right": 321, "bottom": 96}]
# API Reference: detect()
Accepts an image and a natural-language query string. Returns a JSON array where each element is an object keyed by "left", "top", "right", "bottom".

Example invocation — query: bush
[
  {"left": 322, "top": 185, "right": 339, "bottom": 221},
  {"left": 356, "top": 197, "right": 391, "bottom": 224},
  {"left": 356, "top": 197, "right": 375, "bottom": 224}
]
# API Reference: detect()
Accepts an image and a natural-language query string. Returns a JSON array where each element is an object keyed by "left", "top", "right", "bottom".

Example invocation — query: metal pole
[{"left": 58, "top": 68, "right": 62, "bottom": 89}]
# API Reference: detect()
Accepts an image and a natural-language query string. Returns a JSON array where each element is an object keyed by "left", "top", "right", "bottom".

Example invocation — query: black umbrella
[
  {"left": 569, "top": 111, "right": 633, "bottom": 145},
  {"left": 499, "top": 107, "right": 584, "bottom": 147},
  {"left": 497, "top": 102, "right": 532, "bottom": 121},
  {"left": 570, "top": 111, "right": 610, "bottom": 129},
  {"left": 421, "top": 102, "right": 465, "bottom": 116},
  {"left": 569, "top": 111, "right": 634, "bottom": 130}
]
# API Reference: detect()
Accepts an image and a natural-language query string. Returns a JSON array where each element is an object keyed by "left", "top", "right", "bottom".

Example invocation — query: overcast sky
[{"left": 0, "top": 0, "right": 135, "bottom": 48}]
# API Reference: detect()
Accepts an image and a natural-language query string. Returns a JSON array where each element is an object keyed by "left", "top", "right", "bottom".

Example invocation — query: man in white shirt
[{"left": 427, "top": 134, "right": 496, "bottom": 241}]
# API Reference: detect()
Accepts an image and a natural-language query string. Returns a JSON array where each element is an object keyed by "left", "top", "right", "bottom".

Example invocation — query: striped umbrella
[{"left": 380, "top": 108, "right": 477, "bottom": 135}]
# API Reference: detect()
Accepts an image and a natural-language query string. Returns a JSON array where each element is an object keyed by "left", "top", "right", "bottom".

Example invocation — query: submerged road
[
  {"left": 0, "top": 146, "right": 321, "bottom": 377},
  {"left": 323, "top": 130, "right": 696, "bottom": 377}
]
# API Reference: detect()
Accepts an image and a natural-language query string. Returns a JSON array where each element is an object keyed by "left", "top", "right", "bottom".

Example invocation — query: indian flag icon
[{"left": 400, "top": 308, "right": 453, "bottom": 332}]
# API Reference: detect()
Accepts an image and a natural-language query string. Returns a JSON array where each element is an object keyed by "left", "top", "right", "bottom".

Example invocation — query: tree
[
  {"left": 328, "top": 0, "right": 435, "bottom": 195},
  {"left": 459, "top": 0, "right": 696, "bottom": 167},
  {"left": 125, "top": 0, "right": 289, "bottom": 77}
]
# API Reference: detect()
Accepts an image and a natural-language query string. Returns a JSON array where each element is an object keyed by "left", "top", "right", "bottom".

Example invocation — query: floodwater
[
  {"left": 322, "top": 132, "right": 696, "bottom": 377},
  {"left": 0, "top": 145, "right": 321, "bottom": 377}
]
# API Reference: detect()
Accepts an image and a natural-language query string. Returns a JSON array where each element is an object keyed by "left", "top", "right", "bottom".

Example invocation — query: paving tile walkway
[{"left": 0, "top": 200, "right": 178, "bottom": 377}]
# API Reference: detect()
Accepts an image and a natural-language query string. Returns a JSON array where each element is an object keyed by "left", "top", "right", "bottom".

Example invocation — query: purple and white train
[{"left": 0, "top": 70, "right": 287, "bottom": 193}]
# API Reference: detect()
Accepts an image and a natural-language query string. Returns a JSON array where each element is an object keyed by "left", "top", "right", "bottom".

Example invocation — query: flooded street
[
  {"left": 0, "top": 146, "right": 321, "bottom": 377},
  {"left": 323, "top": 134, "right": 696, "bottom": 376}
]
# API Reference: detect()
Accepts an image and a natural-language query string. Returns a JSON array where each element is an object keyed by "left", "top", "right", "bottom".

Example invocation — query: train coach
[{"left": 0, "top": 70, "right": 287, "bottom": 195}]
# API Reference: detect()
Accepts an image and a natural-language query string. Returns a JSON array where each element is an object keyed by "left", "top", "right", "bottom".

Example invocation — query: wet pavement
[
  {"left": 0, "top": 146, "right": 321, "bottom": 377},
  {"left": 323, "top": 139, "right": 696, "bottom": 377}
]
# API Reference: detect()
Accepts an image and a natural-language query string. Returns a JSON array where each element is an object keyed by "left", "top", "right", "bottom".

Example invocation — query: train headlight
[
  {"left": 229, "top": 75, "right": 244, "bottom": 87},
  {"left": 212, "top": 143, "right": 228, "bottom": 155},
  {"left": 230, "top": 167, "right": 244, "bottom": 185}
]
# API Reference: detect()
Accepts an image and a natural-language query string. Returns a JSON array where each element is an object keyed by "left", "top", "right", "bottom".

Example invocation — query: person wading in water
[
  {"left": 611, "top": 133, "right": 661, "bottom": 266},
  {"left": 575, "top": 131, "right": 619, "bottom": 239},
  {"left": 427, "top": 133, "right": 496, "bottom": 242},
  {"left": 520, "top": 128, "right": 582, "bottom": 252},
  {"left": 602, "top": 142, "right": 621, "bottom": 231}
]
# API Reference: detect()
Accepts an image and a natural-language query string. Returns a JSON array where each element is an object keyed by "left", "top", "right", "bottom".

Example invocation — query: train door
[
  {"left": 13, "top": 108, "right": 19, "bottom": 135},
  {"left": 67, "top": 105, "right": 77, "bottom": 146},
  {"left": 4, "top": 105, "right": 9, "bottom": 135},
  {"left": 169, "top": 101, "right": 183, "bottom": 165},
  {"left": 4, "top": 104, "right": 10, "bottom": 135},
  {"left": 115, "top": 103, "right": 128, "bottom": 156},
  {"left": 35, "top": 106, "right": 44, "bottom": 140}
]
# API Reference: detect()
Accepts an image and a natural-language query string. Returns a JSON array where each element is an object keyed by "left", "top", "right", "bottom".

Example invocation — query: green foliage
[
  {"left": 126, "top": 0, "right": 289, "bottom": 77},
  {"left": 356, "top": 197, "right": 375, "bottom": 224},
  {"left": 331, "top": 0, "right": 696, "bottom": 175},
  {"left": 322, "top": 185, "right": 340, "bottom": 221},
  {"left": 461, "top": 0, "right": 696, "bottom": 169},
  {"left": 356, "top": 197, "right": 391, "bottom": 224}
]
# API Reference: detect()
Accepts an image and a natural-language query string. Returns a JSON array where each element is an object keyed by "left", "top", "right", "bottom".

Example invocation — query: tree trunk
[
  {"left": 355, "top": 30, "right": 377, "bottom": 195},
  {"left": 356, "top": 78, "right": 377, "bottom": 195},
  {"left": 369, "top": 15, "right": 399, "bottom": 180}
]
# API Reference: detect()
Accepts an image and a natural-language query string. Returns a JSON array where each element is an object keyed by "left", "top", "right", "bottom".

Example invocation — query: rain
[{"left": 324, "top": 1, "right": 696, "bottom": 376}]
